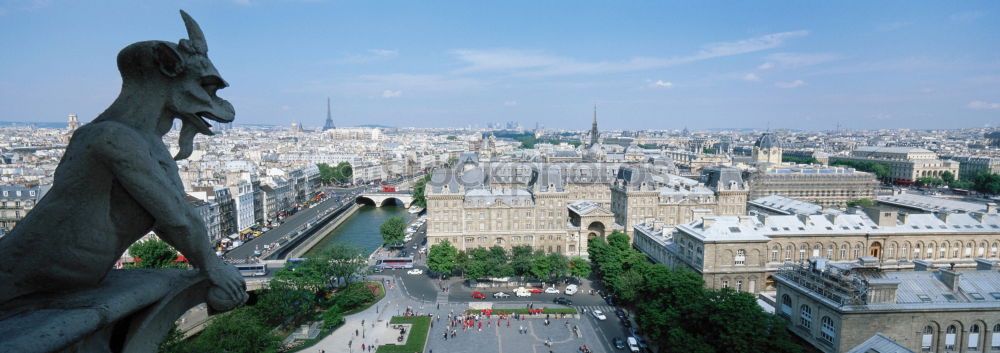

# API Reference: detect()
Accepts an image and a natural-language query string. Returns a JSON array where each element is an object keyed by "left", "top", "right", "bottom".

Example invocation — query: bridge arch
[
  {"left": 355, "top": 196, "right": 376, "bottom": 206},
  {"left": 379, "top": 197, "right": 407, "bottom": 207}
]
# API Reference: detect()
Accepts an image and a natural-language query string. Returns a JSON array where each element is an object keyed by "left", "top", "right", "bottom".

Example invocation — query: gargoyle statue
[{"left": 0, "top": 10, "right": 248, "bottom": 310}]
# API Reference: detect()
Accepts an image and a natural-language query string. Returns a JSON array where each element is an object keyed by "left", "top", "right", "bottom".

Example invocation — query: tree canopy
[
  {"left": 427, "top": 240, "right": 460, "bottom": 275},
  {"left": 411, "top": 174, "right": 432, "bottom": 208},
  {"left": 831, "top": 159, "right": 891, "bottom": 180},
  {"left": 379, "top": 216, "right": 406, "bottom": 246},
  {"left": 317, "top": 162, "right": 353, "bottom": 184},
  {"left": 126, "top": 238, "right": 187, "bottom": 269}
]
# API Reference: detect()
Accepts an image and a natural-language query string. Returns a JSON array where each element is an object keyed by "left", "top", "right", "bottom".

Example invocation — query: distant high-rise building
[
  {"left": 590, "top": 105, "right": 599, "bottom": 147},
  {"left": 323, "top": 97, "right": 335, "bottom": 131},
  {"left": 67, "top": 114, "right": 79, "bottom": 131}
]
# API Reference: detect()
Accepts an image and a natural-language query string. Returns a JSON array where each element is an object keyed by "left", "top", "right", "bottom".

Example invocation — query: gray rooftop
[
  {"left": 877, "top": 193, "right": 992, "bottom": 214},
  {"left": 845, "top": 333, "right": 915, "bottom": 353},
  {"left": 749, "top": 195, "right": 823, "bottom": 215}
]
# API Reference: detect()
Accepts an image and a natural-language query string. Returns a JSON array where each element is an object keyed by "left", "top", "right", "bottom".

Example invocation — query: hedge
[{"left": 375, "top": 316, "right": 431, "bottom": 353}]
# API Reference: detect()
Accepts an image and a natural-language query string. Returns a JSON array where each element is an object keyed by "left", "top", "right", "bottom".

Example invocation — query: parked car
[
  {"left": 471, "top": 292, "right": 486, "bottom": 299},
  {"left": 407, "top": 269, "right": 423, "bottom": 275},
  {"left": 592, "top": 310, "right": 607, "bottom": 320},
  {"left": 627, "top": 337, "right": 640, "bottom": 352},
  {"left": 544, "top": 287, "right": 560, "bottom": 294},
  {"left": 564, "top": 284, "right": 578, "bottom": 295},
  {"left": 493, "top": 292, "right": 510, "bottom": 298},
  {"left": 515, "top": 288, "right": 531, "bottom": 297},
  {"left": 621, "top": 318, "right": 632, "bottom": 328},
  {"left": 529, "top": 287, "right": 544, "bottom": 293},
  {"left": 613, "top": 337, "right": 625, "bottom": 349},
  {"left": 553, "top": 297, "right": 573, "bottom": 305},
  {"left": 615, "top": 308, "right": 627, "bottom": 320}
]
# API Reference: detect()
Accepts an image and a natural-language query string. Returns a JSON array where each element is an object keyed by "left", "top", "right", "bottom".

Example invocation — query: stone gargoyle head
[{"left": 115, "top": 10, "right": 235, "bottom": 160}]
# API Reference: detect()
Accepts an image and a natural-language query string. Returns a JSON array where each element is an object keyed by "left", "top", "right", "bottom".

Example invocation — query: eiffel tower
[{"left": 323, "top": 97, "right": 336, "bottom": 131}]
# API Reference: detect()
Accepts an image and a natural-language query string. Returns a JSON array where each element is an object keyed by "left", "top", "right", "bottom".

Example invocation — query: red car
[
  {"left": 529, "top": 287, "right": 544, "bottom": 294},
  {"left": 471, "top": 292, "right": 487, "bottom": 299}
]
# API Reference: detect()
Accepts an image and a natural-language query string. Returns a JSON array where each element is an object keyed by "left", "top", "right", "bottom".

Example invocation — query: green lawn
[
  {"left": 339, "top": 281, "right": 387, "bottom": 316},
  {"left": 375, "top": 316, "right": 431, "bottom": 353},
  {"left": 465, "top": 308, "right": 577, "bottom": 315}
]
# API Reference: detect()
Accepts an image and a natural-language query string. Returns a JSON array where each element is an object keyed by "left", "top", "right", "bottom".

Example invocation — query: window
[
  {"left": 735, "top": 249, "right": 746, "bottom": 265},
  {"left": 826, "top": 245, "right": 834, "bottom": 259},
  {"left": 780, "top": 295, "right": 792, "bottom": 317},
  {"left": 771, "top": 246, "right": 779, "bottom": 262},
  {"left": 736, "top": 280, "right": 743, "bottom": 291},
  {"left": 785, "top": 245, "right": 793, "bottom": 261},
  {"left": 722, "top": 280, "right": 729, "bottom": 288},
  {"left": 991, "top": 324, "right": 1000, "bottom": 350},
  {"left": 812, "top": 245, "right": 820, "bottom": 258},
  {"left": 820, "top": 316, "right": 836, "bottom": 344},
  {"left": 923, "top": 326, "right": 935, "bottom": 352},
  {"left": 799, "top": 245, "right": 807, "bottom": 260},
  {"left": 946, "top": 325, "right": 957, "bottom": 351},
  {"left": 799, "top": 305, "right": 812, "bottom": 329},
  {"left": 969, "top": 324, "right": 980, "bottom": 351},
  {"left": 840, "top": 245, "right": 847, "bottom": 259}
]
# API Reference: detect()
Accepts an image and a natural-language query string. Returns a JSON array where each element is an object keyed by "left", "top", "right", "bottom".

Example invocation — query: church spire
[{"left": 590, "top": 105, "right": 599, "bottom": 147}]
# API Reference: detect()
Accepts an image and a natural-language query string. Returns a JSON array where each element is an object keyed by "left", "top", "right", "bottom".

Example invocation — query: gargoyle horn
[{"left": 179, "top": 10, "right": 207, "bottom": 54}]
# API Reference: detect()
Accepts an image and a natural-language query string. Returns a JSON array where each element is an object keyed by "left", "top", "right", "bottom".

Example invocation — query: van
[
  {"left": 627, "top": 337, "right": 640, "bottom": 352},
  {"left": 564, "top": 284, "right": 578, "bottom": 295}
]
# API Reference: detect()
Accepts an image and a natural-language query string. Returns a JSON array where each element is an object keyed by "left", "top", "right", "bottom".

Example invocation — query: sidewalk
[{"left": 307, "top": 276, "right": 450, "bottom": 353}]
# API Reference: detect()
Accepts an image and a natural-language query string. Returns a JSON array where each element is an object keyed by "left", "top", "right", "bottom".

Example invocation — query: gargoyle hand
[{"left": 203, "top": 262, "right": 248, "bottom": 311}]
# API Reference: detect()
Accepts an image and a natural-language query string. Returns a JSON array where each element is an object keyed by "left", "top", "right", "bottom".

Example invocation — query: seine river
[{"left": 304, "top": 204, "right": 413, "bottom": 257}]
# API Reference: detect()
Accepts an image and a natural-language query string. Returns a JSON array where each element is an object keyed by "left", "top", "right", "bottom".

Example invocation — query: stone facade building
[
  {"left": 610, "top": 166, "right": 748, "bottom": 235},
  {"left": 0, "top": 184, "right": 50, "bottom": 235},
  {"left": 838, "top": 147, "right": 959, "bottom": 182},
  {"left": 748, "top": 166, "right": 878, "bottom": 208},
  {"left": 633, "top": 207, "right": 1000, "bottom": 296},
  {"left": 945, "top": 155, "right": 1000, "bottom": 179},
  {"left": 424, "top": 161, "right": 622, "bottom": 257},
  {"left": 753, "top": 132, "right": 783, "bottom": 165},
  {"left": 773, "top": 258, "right": 1000, "bottom": 353}
]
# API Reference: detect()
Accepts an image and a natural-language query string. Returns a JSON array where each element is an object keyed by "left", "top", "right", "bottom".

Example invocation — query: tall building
[
  {"left": 590, "top": 105, "right": 599, "bottom": 147},
  {"left": 748, "top": 166, "right": 878, "bottom": 208},
  {"left": 323, "top": 97, "right": 335, "bottom": 131},
  {"left": 66, "top": 114, "right": 79, "bottom": 131}
]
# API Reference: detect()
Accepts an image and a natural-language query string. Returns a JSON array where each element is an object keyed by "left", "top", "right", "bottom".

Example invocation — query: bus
[
  {"left": 235, "top": 263, "right": 268, "bottom": 277},
  {"left": 376, "top": 257, "right": 414, "bottom": 270}
]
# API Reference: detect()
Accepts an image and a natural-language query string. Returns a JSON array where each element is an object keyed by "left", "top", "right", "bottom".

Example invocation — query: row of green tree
[
  {"left": 426, "top": 240, "right": 590, "bottom": 282},
  {"left": 316, "top": 162, "right": 353, "bottom": 185},
  {"left": 781, "top": 155, "right": 820, "bottom": 165},
  {"left": 410, "top": 174, "right": 432, "bottom": 208},
  {"left": 965, "top": 170, "right": 1000, "bottom": 194},
  {"left": 492, "top": 131, "right": 582, "bottom": 148},
  {"left": 588, "top": 232, "right": 803, "bottom": 353},
  {"left": 829, "top": 158, "right": 892, "bottom": 180},
  {"left": 157, "top": 243, "right": 377, "bottom": 353}
]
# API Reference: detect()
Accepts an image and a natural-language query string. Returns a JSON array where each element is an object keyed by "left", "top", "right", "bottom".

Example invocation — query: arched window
[
  {"left": 902, "top": 242, "right": 910, "bottom": 259},
  {"left": 812, "top": 244, "right": 821, "bottom": 258},
  {"left": 771, "top": 245, "right": 779, "bottom": 262},
  {"left": 785, "top": 245, "right": 793, "bottom": 261},
  {"left": 826, "top": 244, "right": 834, "bottom": 259},
  {"left": 914, "top": 243, "right": 922, "bottom": 259},
  {"left": 799, "top": 244, "right": 807, "bottom": 261},
  {"left": 966, "top": 241, "right": 974, "bottom": 258},
  {"left": 780, "top": 295, "right": 792, "bottom": 317},
  {"left": 736, "top": 280, "right": 743, "bottom": 291},
  {"left": 799, "top": 305, "right": 812, "bottom": 329},
  {"left": 978, "top": 241, "right": 987, "bottom": 257},
  {"left": 820, "top": 316, "right": 836, "bottom": 344},
  {"left": 968, "top": 324, "right": 980, "bottom": 351},
  {"left": 991, "top": 324, "right": 1000, "bottom": 351},
  {"left": 735, "top": 249, "right": 746, "bottom": 265},
  {"left": 839, "top": 244, "right": 847, "bottom": 259},
  {"left": 853, "top": 244, "right": 861, "bottom": 259},
  {"left": 945, "top": 325, "right": 958, "bottom": 350},
  {"left": 888, "top": 243, "right": 896, "bottom": 258},
  {"left": 991, "top": 242, "right": 999, "bottom": 257},
  {"left": 922, "top": 326, "right": 935, "bottom": 351}
]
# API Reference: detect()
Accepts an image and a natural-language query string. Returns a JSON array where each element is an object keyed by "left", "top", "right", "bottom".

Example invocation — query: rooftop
[
  {"left": 877, "top": 193, "right": 993, "bottom": 213},
  {"left": 749, "top": 195, "right": 824, "bottom": 215}
]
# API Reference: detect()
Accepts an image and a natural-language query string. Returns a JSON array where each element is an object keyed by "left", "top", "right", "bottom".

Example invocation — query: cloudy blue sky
[{"left": 1, "top": 1, "right": 998, "bottom": 130}]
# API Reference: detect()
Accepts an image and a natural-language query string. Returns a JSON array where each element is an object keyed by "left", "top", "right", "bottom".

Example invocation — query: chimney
[
  {"left": 938, "top": 267, "right": 962, "bottom": 291},
  {"left": 913, "top": 259, "right": 933, "bottom": 271},
  {"left": 898, "top": 212, "right": 909, "bottom": 225},
  {"left": 701, "top": 217, "right": 715, "bottom": 229},
  {"left": 986, "top": 203, "right": 997, "bottom": 214},
  {"left": 866, "top": 278, "right": 901, "bottom": 304},
  {"left": 864, "top": 207, "right": 897, "bottom": 227},
  {"left": 975, "top": 258, "right": 997, "bottom": 271},
  {"left": 971, "top": 212, "right": 986, "bottom": 223}
]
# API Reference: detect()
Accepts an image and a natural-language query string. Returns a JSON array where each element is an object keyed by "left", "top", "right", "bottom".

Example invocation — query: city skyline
[{"left": 1, "top": 1, "right": 999, "bottom": 130}]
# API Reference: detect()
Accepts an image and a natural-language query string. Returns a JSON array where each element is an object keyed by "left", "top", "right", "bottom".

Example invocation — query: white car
[
  {"left": 564, "top": 284, "right": 578, "bottom": 295},
  {"left": 592, "top": 310, "right": 607, "bottom": 320},
  {"left": 407, "top": 269, "right": 423, "bottom": 275},
  {"left": 515, "top": 289, "right": 531, "bottom": 297},
  {"left": 493, "top": 292, "right": 510, "bottom": 298},
  {"left": 544, "top": 287, "right": 559, "bottom": 294}
]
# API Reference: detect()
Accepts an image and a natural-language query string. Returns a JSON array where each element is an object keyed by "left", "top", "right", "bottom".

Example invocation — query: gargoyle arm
[{"left": 91, "top": 123, "right": 224, "bottom": 273}]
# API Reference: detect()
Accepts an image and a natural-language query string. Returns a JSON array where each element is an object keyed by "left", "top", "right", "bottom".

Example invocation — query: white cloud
[
  {"left": 758, "top": 52, "right": 839, "bottom": 70},
  {"left": 650, "top": 80, "right": 673, "bottom": 88},
  {"left": 451, "top": 30, "right": 808, "bottom": 76},
  {"left": 967, "top": 100, "right": 1000, "bottom": 110},
  {"left": 950, "top": 10, "right": 986, "bottom": 22},
  {"left": 742, "top": 73, "right": 761, "bottom": 82},
  {"left": 280, "top": 105, "right": 291, "bottom": 111},
  {"left": 774, "top": 80, "right": 806, "bottom": 88},
  {"left": 504, "top": 100, "right": 518, "bottom": 106},
  {"left": 382, "top": 90, "right": 402, "bottom": 98},
  {"left": 340, "top": 49, "right": 399, "bottom": 64}
]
